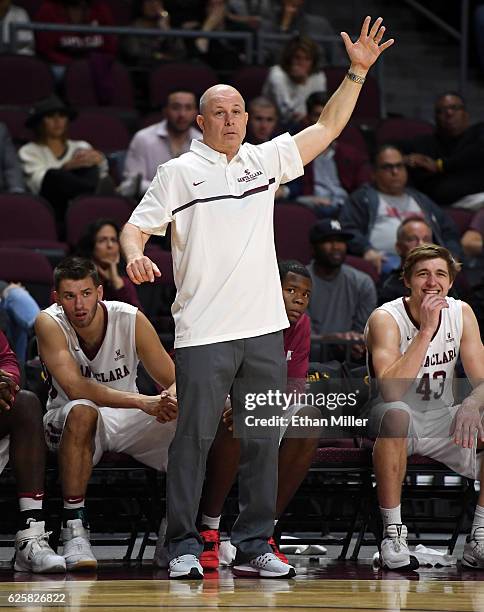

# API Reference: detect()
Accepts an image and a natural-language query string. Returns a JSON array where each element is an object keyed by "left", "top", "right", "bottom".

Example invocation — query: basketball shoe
[
  {"left": 462, "top": 527, "right": 484, "bottom": 568},
  {"left": 380, "top": 524, "right": 419, "bottom": 570},
  {"left": 233, "top": 552, "right": 296, "bottom": 578},
  {"left": 199, "top": 529, "right": 220, "bottom": 569},
  {"left": 268, "top": 537, "right": 288, "bottom": 563},
  {"left": 169, "top": 555, "right": 204, "bottom": 579},
  {"left": 62, "top": 519, "right": 97, "bottom": 571},
  {"left": 14, "top": 520, "right": 66, "bottom": 573}
]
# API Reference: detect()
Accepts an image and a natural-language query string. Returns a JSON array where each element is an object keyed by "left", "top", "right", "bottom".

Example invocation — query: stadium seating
[
  {"left": 149, "top": 62, "right": 218, "bottom": 109},
  {"left": 325, "top": 66, "right": 381, "bottom": 124},
  {"left": 64, "top": 59, "right": 135, "bottom": 109},
  {"left": 0, "top": 108, "right": 30, "bottom": 145},
  {"left": 274, "top": 203, "right": 317, "bottom": 264},
  {"left": 0, "top": 55, "right": 54, "bottom": 106},
  {"left": 65, "top": 195, "right": 134, "bottom": 247},
  {"left": 69, "top": 110, "right": 131, "bottom": 154},
  {"left": 0, "top": 194, "right": 67, "bottom": 260},
  {"left": 230, "top": 65, "right": 270, "bottom": 103},
  {"left": 375, "top": 117, "right": 434, "bottom": 146},
  {"left": 0, "top": 247, "right": 53, "bottom": 307}
]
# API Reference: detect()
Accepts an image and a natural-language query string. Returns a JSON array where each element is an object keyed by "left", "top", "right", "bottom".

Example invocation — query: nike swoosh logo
[{"left": 193, "top": 180, "right": 206, "bottom": 186}]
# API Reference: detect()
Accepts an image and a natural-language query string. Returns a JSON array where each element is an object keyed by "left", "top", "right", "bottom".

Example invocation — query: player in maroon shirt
[
  {"left": 155, "top": 260, "right": 319, "bottom": 569},
  {"left": 0, "top": 330, "right": 65, "bottom": 572}
]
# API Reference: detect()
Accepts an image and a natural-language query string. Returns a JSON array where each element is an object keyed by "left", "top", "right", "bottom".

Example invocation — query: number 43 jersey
[{"left": 370, "top": 296, "right": 463, "bottom": 407}]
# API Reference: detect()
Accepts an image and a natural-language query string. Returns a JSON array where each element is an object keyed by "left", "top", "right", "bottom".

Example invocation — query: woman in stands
[
  {"left": 262, "top": 35, "right": 327, "bottom": 131},
  {"left": 76, "top": 218, "right": 140, "bottom": 308},
  {"left": 19, "top": 95, "right": 112, "bottom": 223}
]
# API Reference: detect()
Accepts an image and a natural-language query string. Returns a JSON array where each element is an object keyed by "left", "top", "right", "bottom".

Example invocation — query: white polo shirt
[{"left": 128, "top": 133, "right": 304, "bottom": 348}]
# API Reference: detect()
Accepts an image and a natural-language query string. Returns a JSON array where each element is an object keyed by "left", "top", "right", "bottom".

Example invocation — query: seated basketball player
[
  {"left": 35, "top": 257, "right": 177, "bottom": 571},
  {"left": 0, "top": 330, "right": 66, "bottom": 573},
  {"left": 167, "top": 260, "right": 320, "bottom": 570},
  {"left": 366, "top": 244, "right": 484, "bottom": 570}
]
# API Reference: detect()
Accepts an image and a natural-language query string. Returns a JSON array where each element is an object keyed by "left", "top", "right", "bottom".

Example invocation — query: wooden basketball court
[{"left": 1, "top": 559, "right": 484, "bottom": 611}]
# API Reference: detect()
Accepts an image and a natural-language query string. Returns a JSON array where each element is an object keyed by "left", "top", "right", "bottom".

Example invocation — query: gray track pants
[{"left": 166, "top": 331, "right": 286, "bottom": 562}]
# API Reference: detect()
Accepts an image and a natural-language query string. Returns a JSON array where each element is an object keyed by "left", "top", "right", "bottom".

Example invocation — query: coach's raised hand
[{"left": 341, "top": 16, "right": 395, "bottom": 75}]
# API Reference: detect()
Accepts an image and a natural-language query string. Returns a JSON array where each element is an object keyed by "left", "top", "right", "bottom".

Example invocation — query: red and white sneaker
[
  {"left": 268, "top": 537, "right": 288, "bottom": 563},
  {"left": 199, "top": 529, "right": 220, "bottom": 570},
  {"left": 233, "top": 552, "right": 296, "bottom": 578}
]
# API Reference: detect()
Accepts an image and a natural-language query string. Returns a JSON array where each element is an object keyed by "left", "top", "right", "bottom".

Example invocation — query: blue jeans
[{"left": 1, "top": 287, "right": 40, "bottom": 363}]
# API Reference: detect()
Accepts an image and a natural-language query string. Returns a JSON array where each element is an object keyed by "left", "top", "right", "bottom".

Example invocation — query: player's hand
[
  {"left": 341, "top": 16, "right": 394, "bottom": 73},
  {"left": 419, "top": 293, "right": 448, "bottom": 336},
  {"left": 222, "top": 398, "right": 233, "bottom": 431},
  {"left": 450, "top": 397, "right": 484, "bottom": 448},
  {"left": 0, "top": 369, "right": 19, "bottom": 412},
  {"left": 156, "top": 390, "right": 178, "bottom": 423},
  {"left": 126, "top": 255, "right": 161, "bottom": 285}
]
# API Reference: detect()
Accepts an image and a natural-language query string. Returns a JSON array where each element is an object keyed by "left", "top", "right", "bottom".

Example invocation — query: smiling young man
[
  {"left": 120, "top": 16, "right": 394, "bottom": 580},
  {"left": 35, "top": 257, "right": 177, "bottom": 571},
  {"left": 365, "top": 244, "right": 484, "bottom": 570}
]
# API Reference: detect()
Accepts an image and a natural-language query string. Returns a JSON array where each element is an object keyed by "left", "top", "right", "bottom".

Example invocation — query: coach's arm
[
  {"left": 294, "top": 17, "right": 393, "bottom": 166},
  {"left": 35, "top": 312, "right": 171, "bottom": 420}
]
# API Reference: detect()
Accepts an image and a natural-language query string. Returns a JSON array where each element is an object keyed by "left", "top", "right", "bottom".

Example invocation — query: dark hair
[
  {"left": 435, "top": 91, "right": 466, "bottom": 109},
  {"left": 165, "top": 88, "right": 198, "bottom": 108},
  {"left": 402, "top": 244, "right": 461, "bottom": 283},
  {"left": 278, "top": 260, "right": 311, "bottom": 283},
  {"left": 372, "top": 143, "right": 404, "bottom": 166},
  {"left": 396, "top": 216, "right": 431, "bottom": 242},
  {"left": 76, "top": 218, "right": 120, "bottom": 260},
  {"left": 306, "top": 91, "right": 329, "bottom": 115},
  {"left": 248, "top": 96, "right": 278, "bottom": 115},
  {"left": 54, "top": 256, "right": 100, "bottom": 291},
  {"left": 280, "top": 35, "right": 321, "bottom": 76}
]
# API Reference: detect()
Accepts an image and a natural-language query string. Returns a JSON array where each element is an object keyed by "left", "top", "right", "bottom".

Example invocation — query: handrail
[
  {"left": 8, "top": 22, "right": 254, "bottom": 64},
  {"left": 8, "top": 22, "right": 386, "bottom": 117},
  {"left": 403, "top": 0, "right": 469, "bottom": 97}
]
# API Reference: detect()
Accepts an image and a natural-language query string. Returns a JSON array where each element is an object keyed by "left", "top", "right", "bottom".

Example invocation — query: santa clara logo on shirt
[
  {"left": 237, "top": 168, "right": 263, "bottom": 183},
  {"left": 114, "top": 348, "right": 125, "bottom": 361}
]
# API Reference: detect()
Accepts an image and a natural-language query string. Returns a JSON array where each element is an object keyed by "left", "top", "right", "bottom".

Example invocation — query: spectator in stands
[
  {"left": 75, "top": 219, "right": 141, "bottom": 308},
  {"left": 226, "top": 0, "right": 271, "bottom": 31},
  {"left": 245, "top": 96, "right": 279, "bottom": 145},
  {"left": 0, "top": 0, "right": 34, "bottom": 55},
  {"left": 295, "top": 91, "right": 371, "bottom": 218},
  {"left": 462, "top": 209, "right": 484, "bottom": 257},
  {"left": 0, "top": 330, "right": 66, "bottom": 573},
  {"left": 378, "top": 216, "right": 433, "bottom": 305},
  {"left": 122, "top": 0, "right": 185, "bottom": 66},
  {"left": 35, "top": 0, "right": 117, "bottom": 83},
  {"left": 192, "top": 0, "right": 244, "bottom": 71},
  {"left": 340, "top": 144, "right": 461, "bottom": 277},
  {"left": 307, "top": 219, "right": 377, "bottom": 361},
  {"left": 164, "top": 0, "right": 204, "bottom": 29},
  {"left": 0, "top": 281, "right": 40, "bottom": 363},
  {"left": 405, "top": 92, "right": 484, "bottom": 209},
  {"left": 121, "top": 90, "right": 200, "bottom": 199},
  {"left": 0, "top": 122, "right": 25, "bottom": 193},
  {"left": 259, "top": 0, "right": 342, "bottom": 65},
  {"left": 19, "top": 95, "right": 111, "bottom": 222},
  {"left": 262, "top": 35, "right": 327, "bottom": 131}
]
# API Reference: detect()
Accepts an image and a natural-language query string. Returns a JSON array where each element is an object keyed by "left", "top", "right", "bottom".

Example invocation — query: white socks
[
  {"left": 380, "top": 505, "right": 402, "bottom": 535},
  {"left": 201, "top": 514, "right": 220, "bottom": 530}
]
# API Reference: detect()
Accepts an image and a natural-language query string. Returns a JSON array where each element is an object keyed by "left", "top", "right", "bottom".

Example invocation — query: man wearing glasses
[
  {"left": 340, "top": 144, "right": 460, "bottom": 278},
  {"left": 405, "top": 92, "right": 484, "bottom": 209}
]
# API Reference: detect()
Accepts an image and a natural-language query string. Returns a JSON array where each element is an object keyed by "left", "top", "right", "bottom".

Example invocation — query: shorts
[
  {"left": 44, "top": 399, "right": 177, "bottom": 472},
  {"left": 369, "top": 400, "right": 480, "bottom": 480},
  {"left": 0, "top": 435, "right": 9, "bottom": 475}
]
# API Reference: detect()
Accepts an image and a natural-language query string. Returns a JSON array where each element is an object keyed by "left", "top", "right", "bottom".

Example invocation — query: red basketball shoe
[
  {"left": 268, "top": 537, "right": 288, "bottom": 563},
  {"left": 200, "top": 529, "right": 220, "bottom": 570}
]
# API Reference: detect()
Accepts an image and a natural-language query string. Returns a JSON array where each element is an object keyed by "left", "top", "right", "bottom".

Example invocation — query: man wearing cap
[
  {"left": 307, "top": 218, "right": 377, "bottom": 360},
  {"left": 19, "top": 95, "right": 110, "bottom": 220}
]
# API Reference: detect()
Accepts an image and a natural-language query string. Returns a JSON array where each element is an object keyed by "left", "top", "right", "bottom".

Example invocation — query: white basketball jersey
[
  {"left": 366, "top": 296, "right": 463, "bottom": 406},
  {"left": 43, "top": 301, "right": 139, "bottom": 411}
]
